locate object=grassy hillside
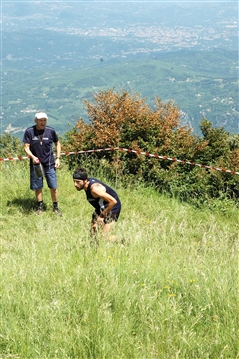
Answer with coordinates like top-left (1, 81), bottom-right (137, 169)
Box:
top-left (4, 49), bottom-right (238, 137)
top-left (1, 161), bottom-right (238, 359)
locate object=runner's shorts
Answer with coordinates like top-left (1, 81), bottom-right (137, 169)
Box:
top-left (92, 209), bottom-right (121, 224)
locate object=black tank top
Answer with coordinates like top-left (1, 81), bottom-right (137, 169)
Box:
top-left (85, 178), bottom-right (121, 214)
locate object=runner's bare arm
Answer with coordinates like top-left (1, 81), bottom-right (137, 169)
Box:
top-left (91, 183), bottom-right (117, 214)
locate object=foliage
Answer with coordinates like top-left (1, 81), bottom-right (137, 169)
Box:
top-left (63, 89), bottom-right (239, 207)
top-left (0, 133), bottom-right (24, 158)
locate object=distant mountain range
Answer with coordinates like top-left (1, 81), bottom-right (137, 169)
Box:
top-left (2, 1), bottom-right (238, 32)
top-left (2, 2), bottom-right (238, 137)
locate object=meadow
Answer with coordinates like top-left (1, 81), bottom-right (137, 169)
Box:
top-left (1, 160), bottom-right (238, 359)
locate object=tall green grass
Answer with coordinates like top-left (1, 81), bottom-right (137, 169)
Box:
top-left (1, 161), bottom-right (238, 359)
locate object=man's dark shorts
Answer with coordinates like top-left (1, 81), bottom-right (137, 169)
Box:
top-left (92, 210), bottom-right (121, 224)
top-left (30, 167), bottom-right (57, 190)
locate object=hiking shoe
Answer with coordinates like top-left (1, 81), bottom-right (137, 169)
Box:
top-left (53, 208), bottom-right (62, 216)
top-left (36, 206), bottom-right (44, 215)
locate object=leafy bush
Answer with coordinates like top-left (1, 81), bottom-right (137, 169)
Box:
top-left (62, 89), bottom-right (239, 207)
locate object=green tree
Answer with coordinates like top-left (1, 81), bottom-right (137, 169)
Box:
top-left (0, 133), bottom-right (24, 159)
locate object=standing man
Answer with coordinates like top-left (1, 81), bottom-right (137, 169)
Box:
top-left (23, 112), bottom-right (62, 215)
top-left (73, 167), bottom-right (121, 236)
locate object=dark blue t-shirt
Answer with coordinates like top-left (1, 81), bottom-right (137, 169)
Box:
top-left (23, 125), bottom-right (58, 168)
top-left (85, 178), bottom-right (121, 215)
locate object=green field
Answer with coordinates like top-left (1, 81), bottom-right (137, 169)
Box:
top-left (1, 160), bottom-right (238, 359)
top-left (3, 49), bottom-right (238, 137)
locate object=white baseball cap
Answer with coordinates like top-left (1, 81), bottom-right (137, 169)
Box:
top-left (35, 112), bottom-right (48, 120)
